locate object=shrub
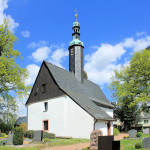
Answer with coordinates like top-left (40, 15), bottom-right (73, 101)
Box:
top-left (24, 130), bottom-right (34, 139)
top-left (20, 123), bottom-right (27, 133)
top-left (135, 142), bottom-right (143, 149)
top-left (137, 132), bottom-right (142, 137)
top-left (43, 132), bottom-right (55, 139)
top-left (0, 133), bottom-right (6, 137)
top-left (43, 138), bottom-right (51, 142)
top-left (13, 127), bottom-right (24, 145)
top-left (0, 140), bottom-right (7, 146)
top-left (113, 127), bottom-right (120, 136)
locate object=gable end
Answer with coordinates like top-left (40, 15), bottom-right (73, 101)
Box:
top-left (26, 62), bottom-right (65, 105)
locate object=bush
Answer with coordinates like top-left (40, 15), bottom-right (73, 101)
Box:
top-left (43, 132), bottom-right (55, 139)
top-left (43, 138), bottom-right (51, 142)
top-left (135, 142), bottom-right (143, 149)
top-left (0, 140), bottom-right (7, 146)
top-left (137, 132), bottom-right (142, 137)
top-left (24, 130), bottom-right (34, 139)
top-left (20, 123), bottom-right (27, 133)
top-left (0, 133), bottom-right (6, 137)
top-left (113, 127), bottom-right (120, 136)
top-left (13, 127), bottom-right (24, 145)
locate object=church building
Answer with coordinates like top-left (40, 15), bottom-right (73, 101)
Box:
top-left (25, 16), bottom-right (114, 139)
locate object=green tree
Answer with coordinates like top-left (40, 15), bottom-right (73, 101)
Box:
top-left (109, 48), bottom-right (150, 107)
top-left (0, 19), bottom-right (30, 124)
top-left (111, 98), bottom-right (141, 131)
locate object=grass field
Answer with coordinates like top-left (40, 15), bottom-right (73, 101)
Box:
top-left (0, 138), bottom-right (90, 150)
top-left (121, 134), bottom-right (150, 150)
top-left (47, 138), bottom-right (90, 147)
top-left (0, 134), bottom-right (149, 150)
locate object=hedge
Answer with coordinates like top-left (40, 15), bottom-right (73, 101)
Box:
top-left (13, 127), bottom-right (24, 145)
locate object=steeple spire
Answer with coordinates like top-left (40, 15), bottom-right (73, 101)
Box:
top-left (74, 9), bottom-right (78, 22)
top-left (68, 13), bottom-right (84, 83)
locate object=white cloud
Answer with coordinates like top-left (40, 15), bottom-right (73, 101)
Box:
top-left (17, 98), bottom-right (27, 116)
top-left (27, 41), bottom-right (47, 49)
top-left (21, 30), bottom-right (30, 37)
top-left (85, 43), bottom-right (125, 85)
top-left (49, 48), bottom-right (68, 68)
top-left (85, 34), bottom-right (150, 86)
top-left (25, 64), bottom-right (40, 85)
top-left (136, 32), bottom-right (147, 37)
top-left (122, 35), bottom-right (150, 51)
top-left (0, 0), bottom-right (19, 32)
top-left (32, 46), bottom-right (51, 62)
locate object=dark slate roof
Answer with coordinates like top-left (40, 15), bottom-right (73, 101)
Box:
top-left (15, 116), bottom-right (27, 125)
top-left (44, 61), bottom-right (114, 121)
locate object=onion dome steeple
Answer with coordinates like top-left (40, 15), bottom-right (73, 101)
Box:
top-left (69, 12), bottom-right (84, 48)
top-left (68, 11), bottom-right (84, 83)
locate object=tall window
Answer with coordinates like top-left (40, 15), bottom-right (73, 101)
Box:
top-left (43, 120), bottom-right (48, 131)
top-left (44, 102), bottom-right (48, 112)
top-left (71, 48), bottom-right (74, 55)
top-left (42, 84), bottom-right (46, 93)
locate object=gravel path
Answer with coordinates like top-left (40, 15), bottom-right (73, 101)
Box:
top-left (114, 133), bottom-right (129, 141)
top-left (42, 133), bottom-right (128, 150)
top-left (42, 142), bottom-right (90, 150)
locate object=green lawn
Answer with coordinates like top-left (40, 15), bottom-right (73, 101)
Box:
top-left (142, 134), bottom-right (150, 138)
top-left (47, 138), bottom-right (90, 147)
top-left (121, 134), bottom-right (150, 150)
top-left (0, 145), bottom-right (47, 150)
top-left (0, 138), bottom-right (90, 150)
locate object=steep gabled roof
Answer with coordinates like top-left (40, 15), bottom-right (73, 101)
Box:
top-left (44, 61), bottom-right (114, 120)
top-left (15, 116), bottom-right (27, 125)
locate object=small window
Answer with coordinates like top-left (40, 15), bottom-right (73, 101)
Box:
top-left (71, 48), bottom-right (74, 55)
top-left (42, 84), bottom-right (46, 93)
top-left (144, 120), bottom-right (149, 124)
top-left (43, 120), bottom-right (48, 131)
top-left (44, 102), bottom-right (48, 112)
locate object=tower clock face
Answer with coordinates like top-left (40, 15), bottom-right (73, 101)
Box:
top-left (71, 48), bottom-right (74, 55)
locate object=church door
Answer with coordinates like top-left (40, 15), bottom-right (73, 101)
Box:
top-left (107, 121), bottom-right (111, 136)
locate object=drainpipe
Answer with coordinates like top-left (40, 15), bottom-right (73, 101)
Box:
top-left (94, 119), bottom-right (98, 130)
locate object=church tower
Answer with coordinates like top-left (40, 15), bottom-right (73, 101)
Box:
top-left (69, 13), bottom-right (84, 82)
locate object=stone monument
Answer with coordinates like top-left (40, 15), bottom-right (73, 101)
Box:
top-left (6, 131), bottom-right (14, 145)
top-left (128, 129), bottom-right (137, 138)
top-left (90, 130), bottom-right (103, 150)
top-left (33, 130), bottom-right (43, 142)
top-left (143, 137), bottom-right (150, 149)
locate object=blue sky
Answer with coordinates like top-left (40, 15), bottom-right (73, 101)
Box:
top-left (1, 0), bottom-right (150, 116)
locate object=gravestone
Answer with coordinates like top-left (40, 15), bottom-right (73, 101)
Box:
top-left (6, 131), bottom-right (14, 145)
top-left (98, 136), bottom-right (114, 150)
top-left (143, 137), bottom-right (150, 149)
top-left (90, 130), bottom-right (103, 150)
top-left (112, 141), bottom-right (120, 150)
top-left (143, 128), bottom-right (150, 134)
top-left (128, 129), bottom-right (137, 138)
top-left (33, 130), bottom-right (43, 142)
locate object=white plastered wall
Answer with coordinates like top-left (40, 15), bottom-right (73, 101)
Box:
top-left (95, 120), bottom-right (113, 136)
top-left (27, 95), bottom-right (94, 139)
top-left (27, 95), bottom-right (113, 138)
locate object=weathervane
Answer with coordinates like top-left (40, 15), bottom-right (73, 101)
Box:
top-left (74, 9), bottom-right (78, 22)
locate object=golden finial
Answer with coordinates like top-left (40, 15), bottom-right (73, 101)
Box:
top-left (74, 9), bottom-right (78, 22)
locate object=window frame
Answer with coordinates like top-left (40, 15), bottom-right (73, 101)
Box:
top-left (71, 48), bottom-right (74, 55)
top-left (144, 120), bottom-right (149, 124)
top-left (44, 102), bottom-right (48, 112)
top-left (43, 119), bottom-right (49, 132)
top-left (42, 84), bottom-right (46, 93)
